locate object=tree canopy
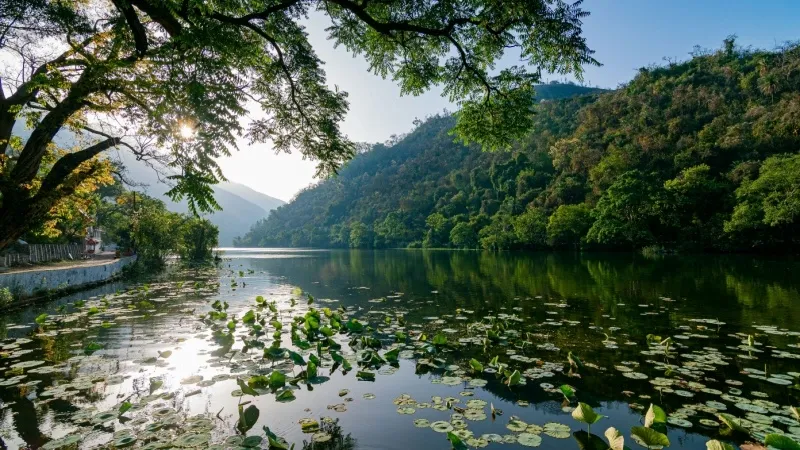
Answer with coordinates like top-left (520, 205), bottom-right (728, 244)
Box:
top-left (0, 0), bottom-right (597, 249)
top-left (235, 40), bottom-right (800, 252)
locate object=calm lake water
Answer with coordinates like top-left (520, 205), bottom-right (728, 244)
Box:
top-left (1, 249), bottom-right (799, 450)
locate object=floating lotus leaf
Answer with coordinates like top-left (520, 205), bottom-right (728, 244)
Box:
top-left (507, 419), bottom-right (528, 432)
top-left (516, 433), bottom-right (542, 447)
top-left (431, 421), bottom-right (454, 433)
top-left (396, 406), bottom-right (415, 414)
top-left (91, 412), bottom-right (116, 424)
top-left (173, 432), bottom-right (210, 447)
top-left (541, 423), bottom-right (570, 439)
top-left (466, 399), bottom-right (487, 409)
top-left (466, 437), bottom-right (489, 448)
top-left (453, 429), bottom-right (473, 440)
top-left (464, 409), bottom-right (487, 421)
top-left (666, 417), bottom-right (692, 427)
top-left (242, 436), bottom-right (264, 447)
top-left (41, 434), bottom-right (82, 450)
top-left (113, 436), bottom-right (137, 448)
top-left (299, 418), bottom-right (320, 433)
top-left (413, 419), bottom-right (430, 428)
top-left (180, 375), bottom-right (203, 385)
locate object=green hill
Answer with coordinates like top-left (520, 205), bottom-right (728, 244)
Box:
top-left (236, 40), bottom-right (800, 252)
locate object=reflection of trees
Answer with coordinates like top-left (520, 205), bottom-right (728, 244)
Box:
top-left (249, 250), bottom-right (800, 330)
top-left (302, 419), bottom-right (356, 450)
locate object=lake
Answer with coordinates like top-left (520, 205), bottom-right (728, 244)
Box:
top-left (1, 249), bottom-right (799, 450)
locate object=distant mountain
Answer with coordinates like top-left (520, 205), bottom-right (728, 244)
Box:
top-left (216, 182), bottom-right (285, 213)
top-left (118, 154), bottom-right (285, 246)
top-left (533, 81), bottom-right (606, 100)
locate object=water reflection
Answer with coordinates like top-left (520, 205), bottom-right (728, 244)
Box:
top-left (0, 250), bottom-right (798, 449)
top-left (235, 249), bottom-right (800, 329)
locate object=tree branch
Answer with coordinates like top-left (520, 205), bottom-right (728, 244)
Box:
top-left (239, 0), bottom-right (304, 21)
top-left (326, 0), bottom-right (477, 37)
top-left (111, 0), bottom-right (149, 55)
top-left (128, 0), bottom-right (183, 36)
top-left (37, 137), bottom-right (120, 195)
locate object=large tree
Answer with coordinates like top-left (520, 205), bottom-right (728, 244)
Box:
top-left (0, 0), bottom-right (596, 249)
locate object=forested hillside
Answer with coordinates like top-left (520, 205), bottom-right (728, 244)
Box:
top-left (236, 40), bottom-right (800, 252)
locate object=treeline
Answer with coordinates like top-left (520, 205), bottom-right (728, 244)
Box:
top-left (236, 40), bottom-right (800, 252)
top-left (98, 186), bottom-right (219, 267)
top-left (14, 173), bottom-right (219, 267)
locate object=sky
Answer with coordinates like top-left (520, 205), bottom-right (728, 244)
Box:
top-left (216, 0), bottom-right (800, 202)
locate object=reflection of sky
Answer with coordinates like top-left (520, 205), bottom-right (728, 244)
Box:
top-left (2, 251), bottom-right (800, 448)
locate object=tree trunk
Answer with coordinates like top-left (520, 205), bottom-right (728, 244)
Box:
top-left (0, 188), bottom-right (58, 251)
top-left (0, 203), bottom-right (34, 250)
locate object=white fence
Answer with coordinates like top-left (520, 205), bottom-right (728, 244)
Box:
top-left (1, 244), bottom-right (83, 267)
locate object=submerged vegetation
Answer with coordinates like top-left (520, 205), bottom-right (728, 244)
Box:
top-left (238, 40), bottom-right (800, 253)
top-left (0, 250), bottom-right (798, 449)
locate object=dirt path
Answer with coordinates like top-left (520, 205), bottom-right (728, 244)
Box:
top-left (0, 252), bottom-right (120, 274)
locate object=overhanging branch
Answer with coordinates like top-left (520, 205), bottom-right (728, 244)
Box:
top-left (37, 137), bottom-right (121, 195)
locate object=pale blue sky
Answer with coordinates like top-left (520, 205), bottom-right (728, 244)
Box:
top-left (217, 0), bottom-right (800, 201)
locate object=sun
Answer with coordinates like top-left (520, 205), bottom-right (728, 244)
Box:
top-left (179, 123), bottom-right (195, 139)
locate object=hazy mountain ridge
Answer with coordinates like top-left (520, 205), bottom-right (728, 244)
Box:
top-left (118, 155), bottom-right (285, 246)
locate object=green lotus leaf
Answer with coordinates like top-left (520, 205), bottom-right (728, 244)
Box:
top-left (605, 427), bottom-right (627, 450)
top-left (644, 404), bottom-right (667, 427)
top-left (237, 404), bottom-right (260, 434)
top-left (717, 413), bottom-right (748, 433)
top-left (469, 359), bottom-right (483, 372)
top-left (572, 402), bottom-right (604, 426)
top-left (237, 378), bottom-right (260, 396)
top-left (705, 440), bottom-right (735, 450)
top-left (764, 434), bottom-right (800, 450)
top-left (630, 426), bottom-right (670, 449)
top-left (118, 401), bottom-right (132, 417)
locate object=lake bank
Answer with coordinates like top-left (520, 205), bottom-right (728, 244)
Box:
top-left (0, 255), bottom-right (137, 309)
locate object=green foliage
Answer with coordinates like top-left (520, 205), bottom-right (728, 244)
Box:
top-left (99, 189), bottom-right (218, 267)
top-left (571, 402), bottom-right (604, 427)
top-left (764, 434), bottom-right (800, 450)
top-left (237, 39), bottom-right (800, 253)
top-left (725, 154), bottom-right (800, 244)
top-left (449, 222), bottom-right (478, 248)
top-left (644, 404), bottom-right (667, 427)
top-left (178, 217), bottom-right (219, 262)
top-left (479, 214), bottom-right (517, 250)
top-left (237, 404), bottom-right (260, 434)
top-left (348, 223), bottom-right (372, 249)
top-left (586, 171), bottom-right (665, 248)
top-left (514, 207), bottom-right (548, 248)
top-left (0, 287), bottom-right (14, 308)
top-left (705, 441), bottom-right (735, 450)
top-left (630, 426), bottom-right (670, 448)
top-left (547, 204), bottom-right (593, 247)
